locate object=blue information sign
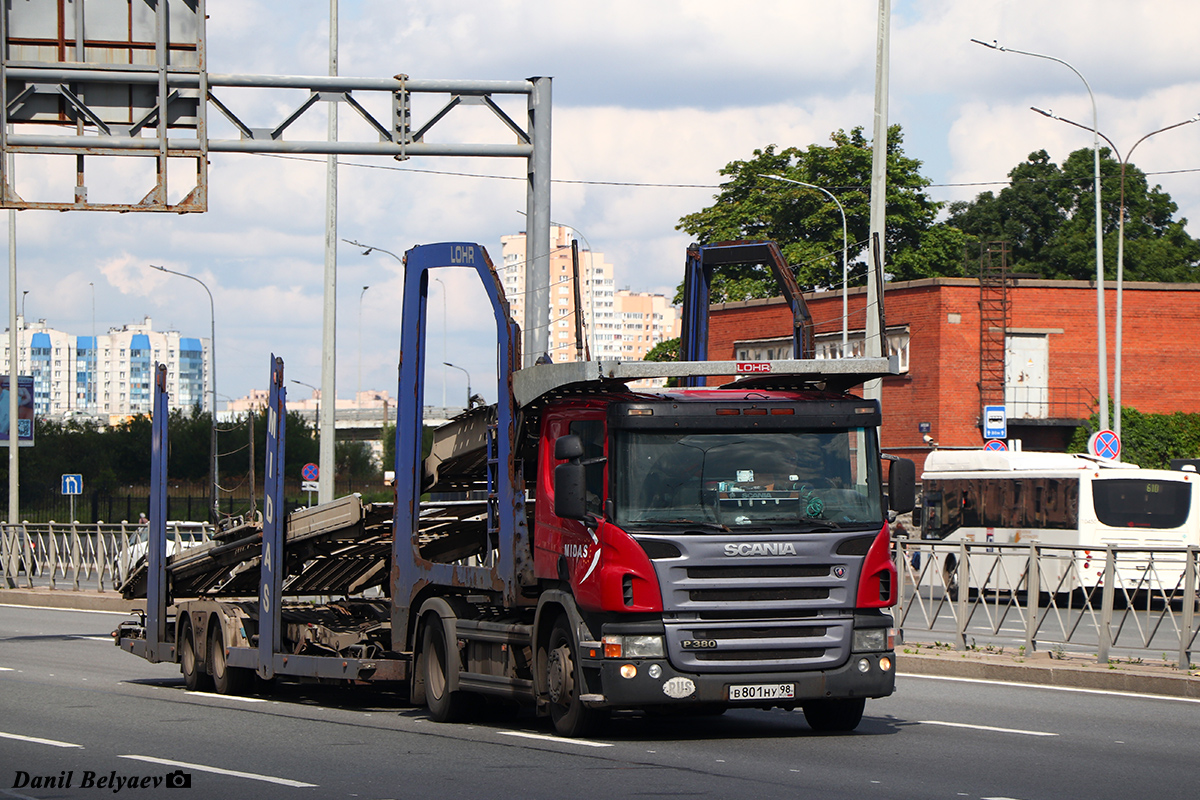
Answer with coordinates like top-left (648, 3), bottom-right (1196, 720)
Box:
top-left (61, 474), bottom-right (83, 495)
top-left (983, 405), bottom-right (1007, 440)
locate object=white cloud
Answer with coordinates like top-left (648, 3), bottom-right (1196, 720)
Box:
top-left (5, 0), bottom-right (1199, 405)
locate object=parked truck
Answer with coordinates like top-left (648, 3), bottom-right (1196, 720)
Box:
top-left (114, 240), bottom-right (915, 736)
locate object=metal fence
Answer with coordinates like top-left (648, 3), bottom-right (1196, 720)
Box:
top-left (1, 521), bottom-right (215, 592)
top-left (4, 523), bottom-right (1196, 669)
top-left (895, 539), bottom-right (1199, 669)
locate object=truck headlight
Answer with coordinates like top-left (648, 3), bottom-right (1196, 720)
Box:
top-left (852, 628), bottom-right (889, 652)
top-left (601, 634), bottom-right (665, 658)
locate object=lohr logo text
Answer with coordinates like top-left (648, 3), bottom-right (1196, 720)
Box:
top-left (13, 769), bottom-right (192, 792)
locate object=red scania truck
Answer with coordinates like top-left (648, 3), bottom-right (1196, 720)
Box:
top-left (115, 240), bottom-right (914, 737)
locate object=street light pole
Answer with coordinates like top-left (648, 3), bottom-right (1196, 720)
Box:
top-left (433, 277), bottom-right (447, 409)
top-left (444, 361), bottom-right (471, 409)
top-left (358, 284), bottom-right (369, 414)
top-left (291, 379), bottom-right (319, 429)
top-left (149, 264), bottom-right (219, 521)
top-left (1030, 108), bottom-right (1200, 440)
top-left (761, 174), bottom-right (849, 354)
top-left (973, 39), bottom-right (1108, 432)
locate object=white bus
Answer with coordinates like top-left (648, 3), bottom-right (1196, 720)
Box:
top-left (917, 450), bottom-right (1200, 596)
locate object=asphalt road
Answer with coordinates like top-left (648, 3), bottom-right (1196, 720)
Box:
top-left (1, 605), bottom-right (1196, 800)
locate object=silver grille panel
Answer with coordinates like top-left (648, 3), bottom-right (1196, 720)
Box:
top-left (639, 533), bottom-right (866, 673)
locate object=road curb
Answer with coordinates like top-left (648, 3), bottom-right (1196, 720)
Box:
top-left (898, 648), bottom-right (1200, 699)
top-left (0, 588), bottom-right (135, 613)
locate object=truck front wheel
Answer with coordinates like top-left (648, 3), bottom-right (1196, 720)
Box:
top-left (802, 697), bottom-right (866, 732)
top-left (545, 616), bottom-right (607, 738)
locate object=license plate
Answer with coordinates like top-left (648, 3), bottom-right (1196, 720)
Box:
top-left (728, 683), bottom-right (795, 701)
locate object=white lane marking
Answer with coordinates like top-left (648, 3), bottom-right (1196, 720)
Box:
top-left (903, 673), bottom-right (1200, 704)
top-left (921, 720), bottom-right (1058, 737)
top-left (498, 731), bottom-right (612, 748)
top-left (0, 603), bottom-right (132, 616)
top-left (118, 755), bottom-right (317, 788)
top-left (0, 731), bottom-right (83, 749)
top-left (79, 636), bottom-right (115, 642)
top-left (0, 667), bottom-right (14, 671)
top-left (183, 691), bottom-right (266, 703)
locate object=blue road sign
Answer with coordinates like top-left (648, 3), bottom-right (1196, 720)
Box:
top-left (983, 405), bottom-right (1007, 440)
top-left (61, 474), bottom-right (83, 495)
top-left (301, 462), bottom-right (319, 482)
top-left (1089, 430), bottom-right (1121, 460)
top-left (984, 439), bottom-right (1008, 451)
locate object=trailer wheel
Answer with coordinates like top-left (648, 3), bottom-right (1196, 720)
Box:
top-left (421, 618), bottom-right (469, 723)
top-left (545, 615), bottom-right (607, 738)
top-left (180, 620), bottom-right (211, 692)
top-left (209, 626), bottom-right (253, 696)
top-left (802, 698), bottom-right (865, 733)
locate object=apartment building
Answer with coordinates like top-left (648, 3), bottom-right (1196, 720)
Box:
top-left (1, 316), bottom-right (208, 420)
top-left (498, 227), bottom-right (679, 364)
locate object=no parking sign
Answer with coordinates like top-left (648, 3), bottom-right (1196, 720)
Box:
top-left (1088, 430), bottom-right (1121, 461)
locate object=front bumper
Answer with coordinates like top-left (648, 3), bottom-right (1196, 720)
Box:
top-left (580, 649), bottom-right (895, 709)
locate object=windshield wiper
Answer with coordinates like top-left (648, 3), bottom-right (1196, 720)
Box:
top-left (629, 518), bottom-right (731, 532)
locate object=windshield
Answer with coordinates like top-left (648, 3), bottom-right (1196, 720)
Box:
top-left (1093, 478), bottom-right (1192, 529)
top-left (613, 428), bottom-right (882, 531)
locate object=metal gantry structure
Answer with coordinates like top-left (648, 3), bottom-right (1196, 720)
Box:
top-left (1, 0), bottom-right (554, 519)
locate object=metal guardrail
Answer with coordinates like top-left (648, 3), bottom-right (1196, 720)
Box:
top-left (1, 522), bottom-right (214, 592)
top-left (4, 522), bottom-right (1195, 670)
top-left (894, 539), bottom-right (1199, 669)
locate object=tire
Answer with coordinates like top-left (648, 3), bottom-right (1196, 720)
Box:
top-left (180, 620), bottom-right (212, 692)
top-left (209, 625), bottom-right (253, 696)
top-left (421, 618), bottom-right (470, 723)
top-left (803, 698), bottom-right (866, 733)
top-left (545, 615), bottom-right (608, 738)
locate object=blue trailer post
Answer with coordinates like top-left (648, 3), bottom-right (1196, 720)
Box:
top-left (392, 242), bottom-right (531, 650)
top-left (258, 355), bottom-right (287, 679)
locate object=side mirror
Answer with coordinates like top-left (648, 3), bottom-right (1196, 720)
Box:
top-left (554, 462), bottom-right (588, 520)
top-left (555, 434), bottom-right (584, 461)
top-left (888, 458), bottom-right (916, 514)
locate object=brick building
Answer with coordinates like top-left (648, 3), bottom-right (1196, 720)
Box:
top-left (707, 278), bottom-right (1200, 474)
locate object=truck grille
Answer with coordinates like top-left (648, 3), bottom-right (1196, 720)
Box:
top-left (663, 616), bottom-right (850, 673)
top-left (645, 533), bottom-right (865, 673)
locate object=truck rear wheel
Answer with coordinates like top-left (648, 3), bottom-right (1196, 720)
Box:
top-left (209, 626), bottom-right (253, 696)
top-left (802, 698), bottom-right (865, 732)
top-left (180, 620), bottom-right (211, 692)
top-left (421, 618), bottom-right (470, 723)
top-left (545, 615), bottom-right (607, 738)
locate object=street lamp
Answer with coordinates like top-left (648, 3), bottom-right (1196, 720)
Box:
top-left (358, 284), bottom-right (369, 414)
top-left (973, 39), bottom-right (1109, 431)
top-left (1030, 108), bottom-right (1200, 440)
top-left (21, 290), bottom-right (28, 320)
top-left (150, 264), bottom-right (219, 521)
top-left (761, 174), bottom-right (849, 354)
top-left (444, 361), bottom-right (471, 409)
top-left (291, 379), bottom-right (319, 428)
top-left (433, 277), bottom-right (447, 409)
top-left (89, 281), bottom-right (96, 416)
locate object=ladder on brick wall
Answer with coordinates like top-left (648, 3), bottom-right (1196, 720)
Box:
top-left (978, 242), bottom-right (1010, 414)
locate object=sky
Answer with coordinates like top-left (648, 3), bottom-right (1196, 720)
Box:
top-left (7, 0), bottom-right (1200, 409)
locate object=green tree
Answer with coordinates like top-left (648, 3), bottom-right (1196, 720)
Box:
top-left (1069, 404), bottom-right (1200, 469)
top-left (676, 126), bottom-right (950, 300)
top-left (336, 441), bottom-right (377, 479)
top-left (948, 148), bottom-right (1200, 281)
